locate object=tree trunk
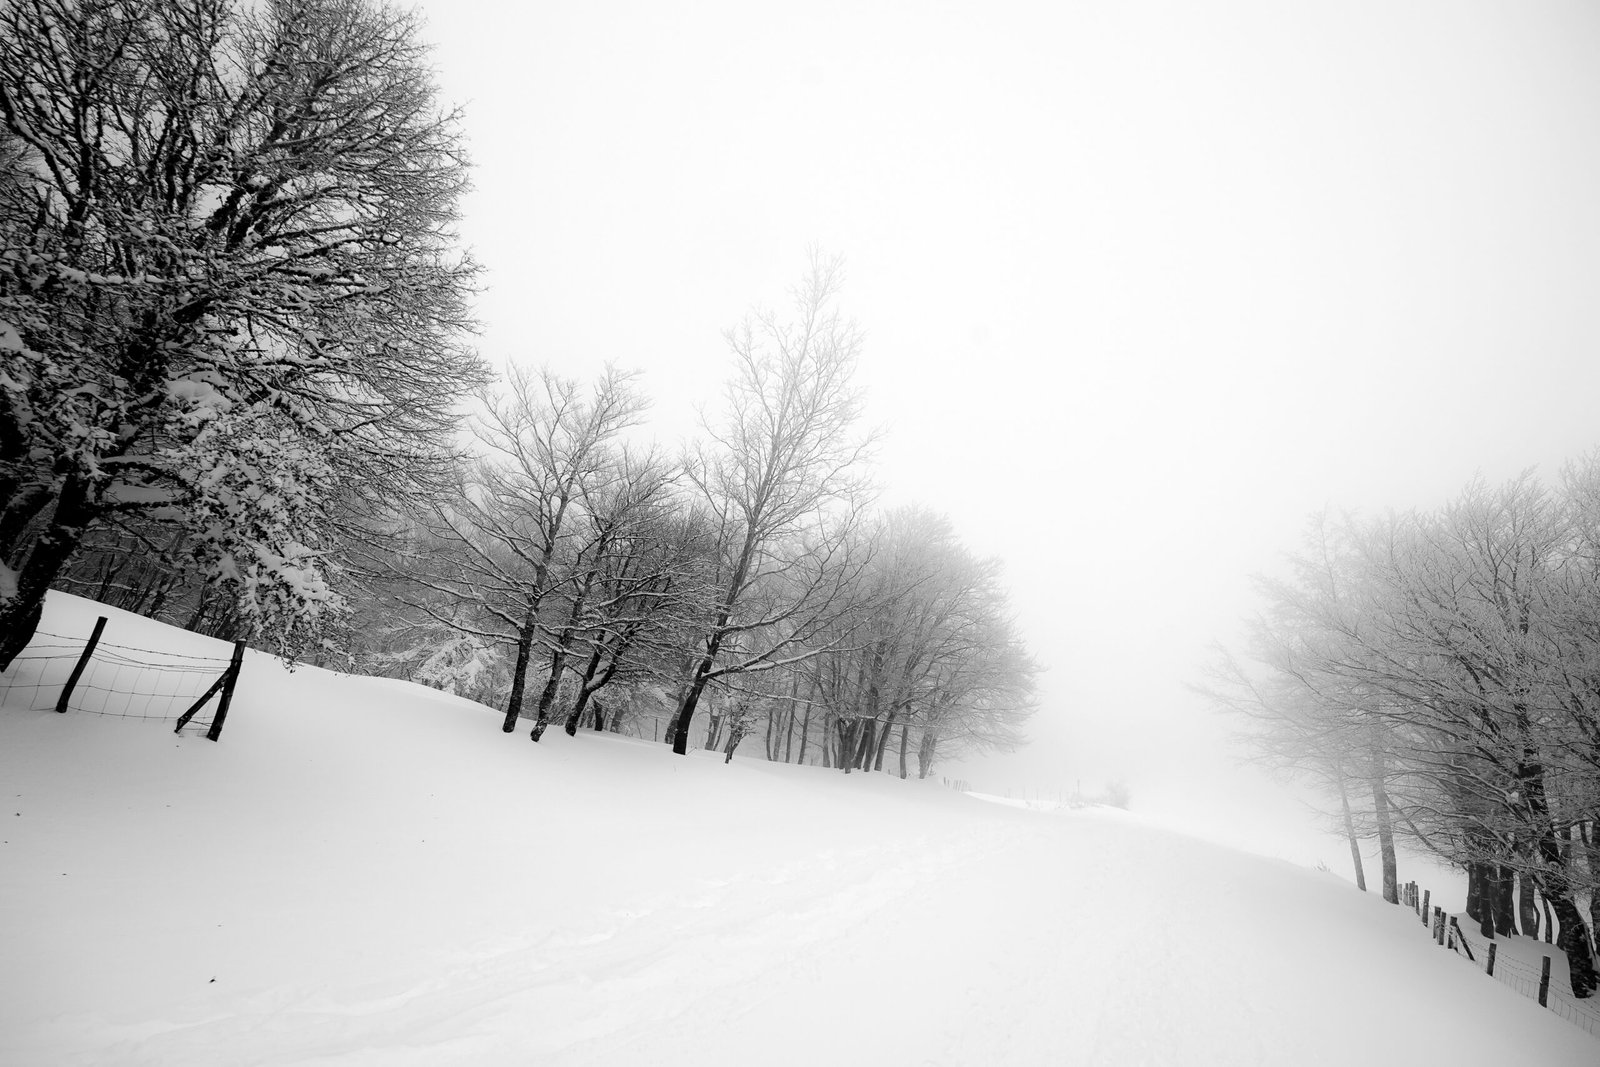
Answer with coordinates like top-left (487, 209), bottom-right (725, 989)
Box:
top-left (782, 672), bottom-right (800, 762)
top-left (723, 721), bottom-right (748, 764)
top-left (670, 665), bottom-right (713, 755)
top-left (1584, 822), bottom-right (1600, 944)
top-left (1369, 770), bottom-right (1399, 904)
top-left (897, 723), bottom-right (910, 779)
top-left (1522, 752), bottom-right (1597, 996)
top-left (854, 718), bottom-right (877, 771)
top-left (565, 648), bottom-right (605, 736)
top-left (1336, 776), bottom-right (1366, 892)
top-left (1518, 870), bottom-right (1541, 940)
top-left (529, 631), bottom-right (574, 742)
top-left (1468, 863), bottom-right (1497, 940)
top-left (1490, 865), bottom-right (1518, 936)
top-left (916, 727), bottom-right (939, 780)
top-left (0, 477), bottom-right (95, 671)
top-left (796, 697), bottom-right (813, 765)
top-left (1551, 895), bottom-right (1597, 997)
top-left (872, 710), bottom-right (896, 771)
top-left (501, 619), bottom-right (537, 732)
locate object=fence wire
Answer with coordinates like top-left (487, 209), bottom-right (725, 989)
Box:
top-left (0, 626), bottom-right (234, 730)
top-left (1445, 914), bottom-right (1600, 1040)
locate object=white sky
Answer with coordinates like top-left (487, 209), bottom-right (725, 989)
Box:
top-left (411, 0), bottom-right (1600, 864)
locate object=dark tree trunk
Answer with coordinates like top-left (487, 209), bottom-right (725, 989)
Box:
top-left (529, 634), bottom-right (573, 742)
top-left (897, 723), bottom-right (910, 779)
top-left (500, 619), bottom-right (537, 732)
top-left (1465, 860), bottom-right (1497, 939)
top-left (1336, 777), bottom-right (1366, 892)
top-left (854, 718), bottom-right (877, 771)
top-left (0, 476), bottom-right (96, 671)
top-left (872, 710), bottom-right (896, 771)
top-left (1518, 871), bottom-right (1541, 940)
top-left (1521, 752), bottom-right (1597, 996)
top-left (1552, 896), bottom-right (1597, 997)
top-left (1490, 865), bottom-right (1518, 936)
top-left (670, 665), bottom-right (712, 755)
top-left (565, 648), bottom-right (605, 736)
top-left (669, 528), bottom-right (756, 756)
top-left (0, 482), bottom-right (54, 565)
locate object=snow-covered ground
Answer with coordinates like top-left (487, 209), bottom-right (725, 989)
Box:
top-left (3, 593), bottom-right (1597, 1064)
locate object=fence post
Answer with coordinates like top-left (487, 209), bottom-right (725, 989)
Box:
top-left (1421, 890), bottom-right (1430, 926)
top-left (1538, 956), bottom-right (1551, 1007)
top-left (1451, 918), bottom-right (1475, 961)
top-left (1486, 942), bottom-right (1497, 977)
top-left (55, 616), bottom-right (107, 714)
top-left (205, 640), bottom-right (246, 742)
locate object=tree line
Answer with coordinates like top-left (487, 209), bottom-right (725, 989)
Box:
top-left (1205, 463), bottom-right (1600, 1000)
top-left (0, 0), bottom-right (1037, 781)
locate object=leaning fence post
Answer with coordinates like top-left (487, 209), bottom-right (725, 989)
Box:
top-left (205, 640), bottom-right (246, 742)
top-left (55, 616), bottom-right (106, 714)
top-left (1451, 918), bottom-right (1475, 961)
top-left (1538, 956), bottom-right (1551, 1007)
top-left (1486, 942), bottom-right (1497, 976)
top-left (1421, 889), bottom-right (1431, 926)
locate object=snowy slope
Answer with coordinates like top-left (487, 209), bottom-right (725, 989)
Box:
top-left (2, 593), bottom-right (1597, 1065)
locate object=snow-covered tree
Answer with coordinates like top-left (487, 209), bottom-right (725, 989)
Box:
top-left (0, 0), bottom-right (484, 663)
top-left (665, 252), bottom-right (877, 756)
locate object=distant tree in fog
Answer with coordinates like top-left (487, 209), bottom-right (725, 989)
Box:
top-left (1209, 466), bottom-right (1600, 999)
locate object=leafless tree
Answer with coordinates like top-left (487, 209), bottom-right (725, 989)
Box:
top-left (381, 366), bottom-right (648, 732)
top-left (664, 252), bottom-right (876, 755)
top-left (1214, 475), bottom-right (1600, 997)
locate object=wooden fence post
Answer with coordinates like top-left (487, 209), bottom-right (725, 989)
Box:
top-left (1486, 942), bottom-right (1497, 977)
top-left (55, 616), bottom-right (106, 714)
top-left (1538, 956), bottom-right (1551, 1007)
top-left (1451, 918), bottom-right (1475, 961)
top-left (1421, 889), bottom-right (1430, 926)
top-left (205, 640), bottom-right (246, 742)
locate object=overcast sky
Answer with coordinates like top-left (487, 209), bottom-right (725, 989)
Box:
top-left (411, 0), bottom-right (1600, 864)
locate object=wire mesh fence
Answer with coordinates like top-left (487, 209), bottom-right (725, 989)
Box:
top-left (1403, 880), bottom-right (1600, 1041)
top-left (0, 617), bottom-right (244, 739)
